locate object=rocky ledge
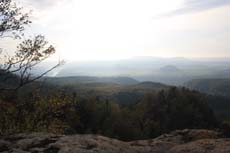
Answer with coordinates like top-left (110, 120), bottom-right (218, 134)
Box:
top-left (0, 129), bottom-right (229, 153)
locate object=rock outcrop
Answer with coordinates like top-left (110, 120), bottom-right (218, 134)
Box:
top-left (0, 129), bottom-right (229, 153)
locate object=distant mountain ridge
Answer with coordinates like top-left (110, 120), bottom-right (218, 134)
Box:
top-left (48, 57), bottom-right (230, 86)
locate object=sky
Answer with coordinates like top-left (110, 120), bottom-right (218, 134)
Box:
top-left (4, 0), bottom-right (230, 61)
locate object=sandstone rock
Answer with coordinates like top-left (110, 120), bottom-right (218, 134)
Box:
top-left (155, 129), bottom-right (221, 143)
top-left (169, 138), bottom-right (230, 153)
top-left (129, 140), bottom-right (176, 153)
top-left (0, 129), bottom-right (229, 153)
top-left (46, 135), bottom-right (135, 153)
top-left (0, 140), bottom-right (10, 152)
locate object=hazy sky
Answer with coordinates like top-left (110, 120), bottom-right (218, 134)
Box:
top-left (5, 0), bottom-right (230, 60)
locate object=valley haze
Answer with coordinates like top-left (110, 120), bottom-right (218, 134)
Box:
top-left (42, 57), bottom-right (230, 86)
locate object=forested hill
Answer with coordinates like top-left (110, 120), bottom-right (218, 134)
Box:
top-left (36, 77), bottom-right (170, 106)
top-left (185, 78), bottom-right (230, 97)
top-left (43, 76), bottom-right (139, 86)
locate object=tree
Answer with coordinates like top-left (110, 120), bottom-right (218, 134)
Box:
top-left (0, 0), bottom-right (62, 91)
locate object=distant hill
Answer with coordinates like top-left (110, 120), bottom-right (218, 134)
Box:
top-left (42, 76), bottom-right (169, 93)
top-left (185, 78), bottom-right (230, 97)
top-left (159, 65), bottom-right (181, 73)
top-left (43, 76), bottom-right (139, 86)
top-left (130, 81), bottom-right (168, 90)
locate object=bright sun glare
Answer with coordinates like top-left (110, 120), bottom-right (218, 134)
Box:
top-left (5, 0), bottom-right (230, 61)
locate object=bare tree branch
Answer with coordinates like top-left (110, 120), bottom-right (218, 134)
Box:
top-left (0, 0), bottom-right (63, 92)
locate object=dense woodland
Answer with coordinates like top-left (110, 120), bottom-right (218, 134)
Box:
top-left (1, 76), bottom-right (230, 140)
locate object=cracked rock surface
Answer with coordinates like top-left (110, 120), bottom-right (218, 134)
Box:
top-left (0, 129), bottom-right (229, 153)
